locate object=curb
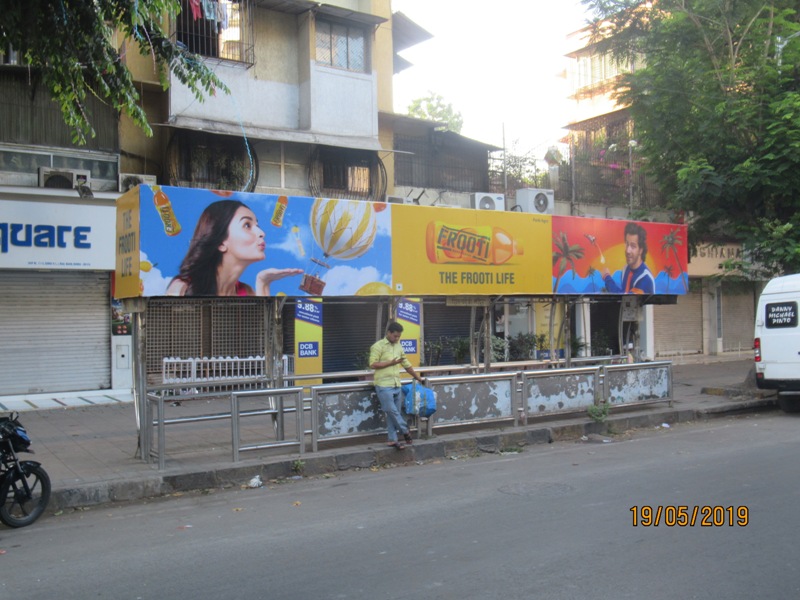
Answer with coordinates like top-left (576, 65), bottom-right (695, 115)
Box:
top-left (48, 395), bottom-right (777, 512)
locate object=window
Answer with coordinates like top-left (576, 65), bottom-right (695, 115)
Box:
top-left (308, 147), bottom-right (387, 201)
top-left (167, 130), bottom-right (257, 192)
top-left (315, 19), bottom-right (368, 73)
top-left (175, 0), bottom-right (253, 64)
top-left (258, 141), bottom-right (310, 191)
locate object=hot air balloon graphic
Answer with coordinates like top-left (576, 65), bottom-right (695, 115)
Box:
top-left (299, 198), bottom-right (378, 295)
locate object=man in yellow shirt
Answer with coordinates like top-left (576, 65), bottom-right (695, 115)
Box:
top-left (369, 322), bottom-right (425, 450)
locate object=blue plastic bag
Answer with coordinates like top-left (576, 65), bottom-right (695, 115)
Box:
top-left (401, 382), bottom-right (436, 418)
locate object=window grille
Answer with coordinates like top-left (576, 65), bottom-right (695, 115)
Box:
top-left (315, 19), bottom-right (368, 73)
top-left (166, 130), bottom-right (257, 192)
top-left (308, 147), bottom-right (387, 201)
top-left (175, 0), bottom-right (254, 65)
top-left (145, 298), bottom-right (265, 377)
top-left (394, 135), bottom-right (491, 193)
top-left (565, 115), bottom-right (667, 211)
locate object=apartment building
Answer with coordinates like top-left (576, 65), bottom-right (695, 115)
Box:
top-left (0, 1), bottom-right (504, 394)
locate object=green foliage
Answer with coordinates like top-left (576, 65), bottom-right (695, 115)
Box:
top-left (423, 338), bottom-right (444, 366)
top-left (490, 140), bottom-right (547, 193)
top-left (354, 349), bottom-right (371, 370)
top-left (590, 330), bottom-right (613, 356)
top-left (582, 0), bottom-right (800, 277)
top-left (534, 333), bottom-right (549, 351)
top-left (722, 217), bottom-right (800, 279)
top-left (587, 401), bottom-right (610, 423)
top-left (570, 336), bottom-right (587, 357)
top-left (508, 333), bottom-right (536, 361)
top-left (407, 92), bottom-right (464, 133)
top-left (0, 0), bottom-right (228, 144)
top-left (449, 337), bottom-right (471, 364)
top-left (488, 335), bottom-right (505, 362)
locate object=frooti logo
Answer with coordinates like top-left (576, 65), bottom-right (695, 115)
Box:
top-left (425, 221), bottom-right (523, 265)
top-left (0, 223), bottom-right (91, 253)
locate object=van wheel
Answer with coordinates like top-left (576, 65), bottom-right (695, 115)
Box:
top-left (777, 393), bottom-right (800, 413)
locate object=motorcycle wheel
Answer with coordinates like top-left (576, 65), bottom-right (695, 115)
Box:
top-left (0, 464), bottom-right (51, 528)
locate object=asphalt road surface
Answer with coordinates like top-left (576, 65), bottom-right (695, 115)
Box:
top-left (1, 410), bottom-right (798, 600)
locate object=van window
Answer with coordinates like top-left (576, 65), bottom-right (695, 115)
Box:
top-left (765, 302), bottom-right (798, 328)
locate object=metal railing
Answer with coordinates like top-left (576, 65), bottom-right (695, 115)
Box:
top-left (141, 359), bottom-right (673, 470)
top-left (231, 387), bottom-right (304, 462)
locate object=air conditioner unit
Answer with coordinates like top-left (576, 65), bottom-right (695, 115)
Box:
top-left (119, 173), bottom-right (157, 192)
top-left (516, 188), bottom-right (555, 215)
top-left (38, 167), bottom-right (91, 190)
top-left (470, 193), bottom-right (505, 211)
top-left (386, 195), bottom-right (415, 205)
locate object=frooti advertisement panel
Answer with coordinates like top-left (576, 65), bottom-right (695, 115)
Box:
top-left (390, 204), bottom-right (553, 295)
top-left (551, 216), bottom-right (689, 295)
top-left (129, 186), bottom-right (392, 298)
top-left (115, 186), bottom-right (687, 298)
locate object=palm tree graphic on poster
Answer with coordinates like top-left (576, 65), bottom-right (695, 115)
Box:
top-left (553, 231), bottom-right (585, 293)
top-left (661, 229), bottom-right (688, 292)
top-left (664, 263), bottom-right (674, 281)
top-left (586, 265), bottom-right (598, 293)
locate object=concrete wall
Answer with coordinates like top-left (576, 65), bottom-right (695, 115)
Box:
top-left (168, 7), bottom-right (380, 140)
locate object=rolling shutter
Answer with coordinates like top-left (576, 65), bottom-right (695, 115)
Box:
top-left (322, 301), bottom-right (380, 373)
top-left (422, 301), bottom-right (480, 365)
top-left (0, 270), bottom-right (111, 394)
top-left (721, 282), bottom-right (757, 353)
top-left (654, 286), bottom-right (703, 356)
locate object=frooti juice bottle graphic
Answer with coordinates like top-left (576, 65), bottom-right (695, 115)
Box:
top-left (426, 221), bottom-right (523, 265)
top-left (151, 185), bottom-right (181, 236)
top-left (271, 196), bottom-right (289, 227)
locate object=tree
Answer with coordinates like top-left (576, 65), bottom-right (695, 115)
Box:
top-left (581, 0), bottom-right (800, 277)
top-left (488, 139), bottom-right (547, 195)
top-left (407, 92), bottom-right (463, 133)
top-left (0, 0), bottom-right (228, 144)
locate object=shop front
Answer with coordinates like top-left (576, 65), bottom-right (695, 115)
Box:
top-left (0, 189), bottom-right (130, 395)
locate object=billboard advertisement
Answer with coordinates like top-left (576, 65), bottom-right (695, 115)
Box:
top-left (551, 216), bottom-right (689, 295)
top-left (115, 186), bottom-right (687, 298)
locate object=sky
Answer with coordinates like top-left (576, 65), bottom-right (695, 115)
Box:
top-left (391, 0), bottom-right (590, 157)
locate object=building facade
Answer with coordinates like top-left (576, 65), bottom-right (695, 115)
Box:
top-left (0, 1), bottom-right (508, 396)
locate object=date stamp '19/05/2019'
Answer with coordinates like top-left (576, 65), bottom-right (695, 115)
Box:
top-left (630, 505), bottom-right (749, 527)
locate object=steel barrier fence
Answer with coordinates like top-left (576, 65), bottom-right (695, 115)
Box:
top-left (231, 387), bottom-right (305, 462)
top-left (142, 360), bottom-right (673, 469)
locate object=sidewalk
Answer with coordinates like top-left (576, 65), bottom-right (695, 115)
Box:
top-left (3, 354), bottom-right (775, 513)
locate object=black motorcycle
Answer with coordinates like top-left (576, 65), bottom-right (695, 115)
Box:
top-left (0, 413), bottom-right (51, 527)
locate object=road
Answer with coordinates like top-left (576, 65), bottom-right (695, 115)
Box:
top-left (1, 410), bottom-right (798, 600)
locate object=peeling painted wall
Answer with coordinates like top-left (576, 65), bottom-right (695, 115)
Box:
top-left (605, 364), bottom-right (671, 405)
top-left (430, 377), bottom-right (513, 424)
top-left (310, 364), bottom-right (671, 443)
top-left (316, 388), bottom-right (383, 439)
top-left (525, 369), bottom-right (599, 415)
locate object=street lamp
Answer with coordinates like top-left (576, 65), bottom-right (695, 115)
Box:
top-left (628, 140), bottom-right (638, 213)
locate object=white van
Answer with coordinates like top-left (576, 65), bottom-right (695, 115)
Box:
top-left (754, 273), bottom-right (800, 412)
